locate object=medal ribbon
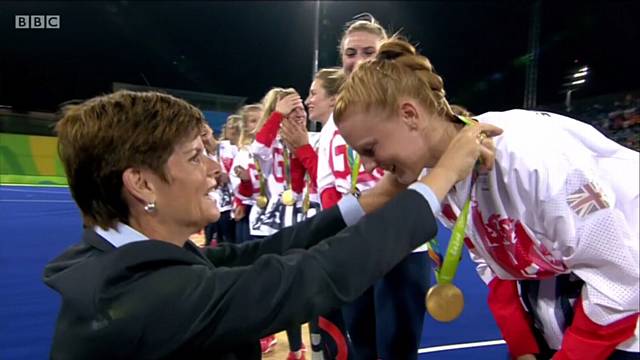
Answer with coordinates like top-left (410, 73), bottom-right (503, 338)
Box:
top-left (430, 114), bottom-right (478, 284)
top-left (302, 173), bottom-right (311, 214)
top-left (435, 194), bottom-right (472, 284)
top-left (281, 143), bottom-right (293, 191)
top-left (252, 156), bottom-right (268, 199)
top-left (347, 146), bottom-right (360, 194)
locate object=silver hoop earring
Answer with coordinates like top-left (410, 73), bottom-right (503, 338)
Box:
top-left (144, 201), bottom-right (157, 213)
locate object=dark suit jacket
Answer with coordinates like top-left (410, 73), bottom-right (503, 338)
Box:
top-left (43, 190), bottom-right (437, 359)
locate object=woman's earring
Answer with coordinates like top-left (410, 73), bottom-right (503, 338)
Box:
top-left (144, 201), bottom-right (157, 213)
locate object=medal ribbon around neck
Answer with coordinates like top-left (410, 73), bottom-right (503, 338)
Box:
top-left (302, 173), bottom-right (312, 214)
top-left (252, 156), bottom-right (268, 201)
top-left (425, 114), bottom-right (480, 322)
top-left (347, 146), bottom-right (361, 195)
top-left (280, 142), bottom-right (296, 206)
top-left (433, 181), bottom-right (474, 285)
top-left (431, 115), bottom-right (477, 283)
top-left (281, 144), bottom-right (293, 191)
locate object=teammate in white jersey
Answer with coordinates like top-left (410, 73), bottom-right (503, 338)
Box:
top-left (213, 115), bottom-right (240, 244)
top-left (249, 88), bottom-right (314, 237)
top-left (304, 67), bottom-right (355, 359)
top-left (316, 15), bottom-right (431, 360)
top-left (251, 87), bottom-right (313, 359)
top-left (229, 103), bottom-right (263, 244)
top-left (335, 37), bottom-right (639, 360)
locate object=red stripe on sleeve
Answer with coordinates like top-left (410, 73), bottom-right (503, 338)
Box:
top-left (255, 112), bottom-right (284, 147)
top-left (320, 187), bottom-right (342, 209)
top-left (487, 278), bottom-right (540, 357)
top-left (295, 144), bottom-right (318, 187)
top-left (553, 299), bottom-right (638, 360)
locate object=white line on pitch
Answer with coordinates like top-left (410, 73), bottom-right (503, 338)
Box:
top-left (418, 339), bottom-right (506, 354)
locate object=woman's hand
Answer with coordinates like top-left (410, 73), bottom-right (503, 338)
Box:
top-left (280, 117), bottom-right (309, 150)
top-left (275, 94), bottom-right (303, 116)
top-left (421, 123), bottom-right (503, 201)
top-left (234, 205), bottom-right (246, 221)
top-left (358, 172), bottom-right (407, 214)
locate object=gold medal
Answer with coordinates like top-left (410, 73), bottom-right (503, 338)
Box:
top-left (281, 189), bottom-right (296, 206)
top-left (426, 283), bottom-right (464, 322)
top-left (256, 195), bottom-right (268, 209)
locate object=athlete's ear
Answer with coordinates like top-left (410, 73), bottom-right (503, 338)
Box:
top-left (399, 100), bottom-right (420, 131)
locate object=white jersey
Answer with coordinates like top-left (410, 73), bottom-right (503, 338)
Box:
top-left (215, 140), bottom-right (238, 212)
top-left (439, 109), bottom-right (639, 351)
top-left (251, 137), bottom-right (291, 200)
top-left (317, 114), bottom-right (338, 200)
top-left (229, 147), bottom-right (262, 206)
top-left (249, 133), bottom-right (320, 236)
top-left (306, 131), bottom-right (321, 204)
top-left (316, 115), bottom-right (384, 198)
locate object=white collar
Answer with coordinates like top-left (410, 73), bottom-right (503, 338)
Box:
top-left (94, 222), bottom-right (149, 248)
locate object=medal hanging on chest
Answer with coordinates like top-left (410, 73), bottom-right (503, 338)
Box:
top-left (253, 156), bottom-right (269, 209)
top-left (347, 146), bottom-right (361, 196)
top-left (281, 145), bottom-right (296, 206)
top-left (426, 115), bottom-right (479, 322)
top-left (426, 176), bottom-right (475, 322)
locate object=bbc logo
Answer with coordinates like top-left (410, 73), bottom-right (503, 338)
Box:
top-left (15, 15), bottom-right (60, 29)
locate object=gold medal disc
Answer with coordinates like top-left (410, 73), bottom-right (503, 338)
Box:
top-left (281, 190), bottom-right (296, 206)
top-left (426, 283), bottom-right (464, 322)
top-left (256, 195), bottom-right (268, 209)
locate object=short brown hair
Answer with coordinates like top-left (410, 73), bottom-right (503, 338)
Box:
top-left (56, 90), bottom-right (205, 229)
top-left (335, 37), bottom-right (454, 124)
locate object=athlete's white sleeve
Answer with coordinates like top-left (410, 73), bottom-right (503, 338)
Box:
top-left (317, 116), bottom-right (338, 201)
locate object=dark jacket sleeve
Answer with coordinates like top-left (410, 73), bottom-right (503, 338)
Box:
top-left (202, 203), bottom-right (347, 267)
top-left (140, 190), bottom-right (438, 351)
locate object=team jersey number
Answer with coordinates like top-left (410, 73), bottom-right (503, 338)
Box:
top-left (332, 143), bottom-right (383, 182)
top-left (272, 147), bottom-right (286, 184)
top-left (247, 163), bottom-right (262, 193)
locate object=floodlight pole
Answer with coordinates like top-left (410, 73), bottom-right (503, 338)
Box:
top-left (312, 0), bottom-right (320, 78)
top-left (524, 0), bottom-right (541, 109)
top-left (310, 0), bottom-right (321, 131)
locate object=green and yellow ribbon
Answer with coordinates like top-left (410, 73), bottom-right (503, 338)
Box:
top-left (346, 145), bottom-right (360, 195)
